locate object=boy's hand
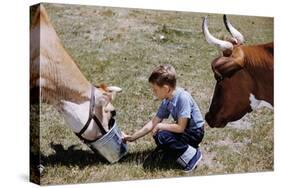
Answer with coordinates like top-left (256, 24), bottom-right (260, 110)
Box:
top-left (152, 123), bottom-right (162, 135)
top-left (121, 132), bottom-right (136, 143)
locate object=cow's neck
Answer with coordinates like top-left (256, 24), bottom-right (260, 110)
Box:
top-left (245, 63), bottom-right (273, 105)
top-left (242, 45), bottom-right (273, 105)
top-left (39, 62), bottom-right (92, 105)
top-left (36, 5), bottom-right (92, 105)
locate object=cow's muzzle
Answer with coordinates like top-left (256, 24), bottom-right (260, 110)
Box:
top-left (205, 112), bottom-right (227, 128)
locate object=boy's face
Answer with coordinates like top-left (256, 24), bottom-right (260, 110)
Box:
top-left (150, 83), bottom-right (171, 100)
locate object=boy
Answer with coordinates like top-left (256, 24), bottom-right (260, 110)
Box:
top-left (123, 64), bottom-right (204, 172)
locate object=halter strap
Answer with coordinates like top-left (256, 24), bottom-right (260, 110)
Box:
top-left (76, 86), bottom-right (107, 143)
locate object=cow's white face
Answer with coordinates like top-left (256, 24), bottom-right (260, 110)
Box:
top-left (59, 86), bottom-right (122, 140)
top-left (61, 100), bottom-right (92, 133)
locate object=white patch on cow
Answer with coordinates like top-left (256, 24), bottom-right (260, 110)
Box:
top-left (60, 100), bottom-right (90, 133)
top-left (249, 93), bottom-right (273, 110)
top-left (60, 98), bottom-right (105, 140)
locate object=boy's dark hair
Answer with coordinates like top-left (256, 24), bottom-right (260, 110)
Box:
top-left (148, 64), bottom-right (176, 88)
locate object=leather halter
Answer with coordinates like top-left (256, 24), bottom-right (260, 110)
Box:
top-left (75, 86), bottom-right (107, 143)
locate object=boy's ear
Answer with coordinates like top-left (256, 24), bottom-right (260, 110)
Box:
top-left (163, 85), bottom-right (171, 92)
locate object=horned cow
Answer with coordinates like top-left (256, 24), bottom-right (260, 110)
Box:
top-left (202, 15), bottom-right (273, 128)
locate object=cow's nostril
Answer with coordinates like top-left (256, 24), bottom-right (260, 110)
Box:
top-left (111, 110), bottom-right (116, 117)
top-left (205, 112), bottom-right (213, 127)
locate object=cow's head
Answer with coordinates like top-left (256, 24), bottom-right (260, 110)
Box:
top-left (59, 84), bottom-right (122, 139)
top-left (203, 15), bottom-right (254, 128)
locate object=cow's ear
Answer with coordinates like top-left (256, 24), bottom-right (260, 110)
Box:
top-left (107, 86), bottom-right (122, 93)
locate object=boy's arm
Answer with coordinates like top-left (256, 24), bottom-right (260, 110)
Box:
top-left (124, 116), bottom-right (162, 142)
top-left (152, 117), bottom-right (188, 134)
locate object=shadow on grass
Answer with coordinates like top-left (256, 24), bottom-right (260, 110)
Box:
top-left (37, 143), bottom-right (179, 172)
top-left (39, 142), bottom-right (107, 168)
top-left (121, 147), bottom-right (180, 171)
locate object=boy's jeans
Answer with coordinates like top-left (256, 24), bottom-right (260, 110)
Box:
top-left (153, 126), bottom-right (204, 160)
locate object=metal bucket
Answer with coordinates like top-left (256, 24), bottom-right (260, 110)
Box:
top-left (87, 120), bottom-right (128, 163)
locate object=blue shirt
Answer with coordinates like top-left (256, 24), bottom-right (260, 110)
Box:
top-left (156, 87), bottom-right (204, 130)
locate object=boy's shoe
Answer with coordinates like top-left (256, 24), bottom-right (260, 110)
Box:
top-left (183, 149), bottom-right (202, 172)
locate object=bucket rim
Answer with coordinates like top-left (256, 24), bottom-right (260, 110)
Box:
top-left (90, 121), bottom-right (120, 144)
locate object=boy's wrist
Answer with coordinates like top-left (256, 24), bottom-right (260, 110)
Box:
top-left (131, 134), bottom-right (139, 141)
top-left (157, 123), bottom-right (165, 130)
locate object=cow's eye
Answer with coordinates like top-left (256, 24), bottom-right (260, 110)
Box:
top-left (214, 74), bottom-right (224, 82)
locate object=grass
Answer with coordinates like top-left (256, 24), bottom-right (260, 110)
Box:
top-left (31, 3), bottom-right (274, 185)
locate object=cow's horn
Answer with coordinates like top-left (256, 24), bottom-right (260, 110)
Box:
top-left (223, 15), bottom-right (245, 44)
top-left (202, 16), bottom-right (233, 51)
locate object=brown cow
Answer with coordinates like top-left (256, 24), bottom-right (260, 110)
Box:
top-left (202, 15), bottom-right (273, 128)
top-left (30, 4), bottom-right (122, 140)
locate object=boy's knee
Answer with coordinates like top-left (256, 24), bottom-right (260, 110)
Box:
top-left (153, 131), bottom-right (173, 146)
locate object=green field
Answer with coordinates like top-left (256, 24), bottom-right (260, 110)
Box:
top-left (32, 3), bottom-right (274, 185)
